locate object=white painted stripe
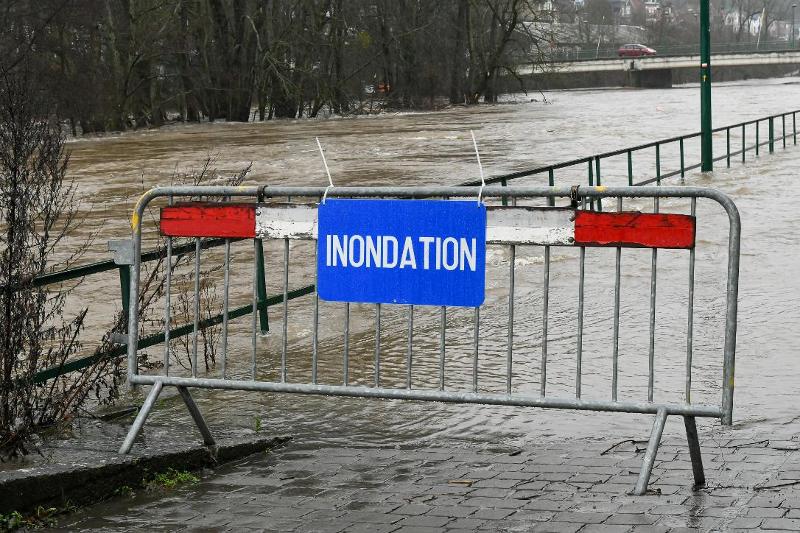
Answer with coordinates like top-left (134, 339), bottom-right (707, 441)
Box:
top-left (255, 204), bottom-right (576, 245)
top-left (255, 204), bottom-right (318, 239)
top-left (486, 206), bottom-right (575, 245)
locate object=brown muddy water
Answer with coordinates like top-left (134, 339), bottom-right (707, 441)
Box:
top-left (58, 78), bottom-right (800, 449)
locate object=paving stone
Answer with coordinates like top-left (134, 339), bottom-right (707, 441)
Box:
top-left (444, 517), bottom-right (486, 529)
top-left (745, 506), bottom-right (787, 518)
top-left (395, 515), bottom-right (451, 528)
top-left (579, 525), bottom-right (632, 533)
top-left (470, 507), bottom-right (516, 520)
top-left (761, 518), bottom-right (800, 530)
top-left (604, 513), bottom-right (659, 525)
top-left (551, 511), bottom-right (611, 523)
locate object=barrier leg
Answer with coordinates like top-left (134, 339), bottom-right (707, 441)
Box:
top-left (633, 407), bottom-right (667, 495)
top-left (119, 381), bottom-right (164, 454)
top-left (177, 386), bottom-right (216, 446)
top-left (684, 415), bottom-right (705, 488)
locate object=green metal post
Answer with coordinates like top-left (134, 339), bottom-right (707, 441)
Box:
top-left (794, 112), bottom-right (797, 144)
top-left (700, 0), bottom-right (713, 172)
top-left (756, 121), bottom-right (760, 156)
top-left (726, 128), bottom-right (731, 167)
top-left (501, 178), bottom-right (508, 206)
top-left (548, 169), bottom-right (555, 207)
top-left (768, 117), bottom-right (774, 153)
top-left (255, 238), bottom-right (269, 333)
top-left (742, 124), bottom-right (746, 162)
top-left (118, 266), bottom-right (131, 316)
top-left (783, 115), bottom-right (787, 148)
top-left (679, 138), bottom-right (685, 180)
top-left (655, 143), bottom-right (661, 184)
top-left (627, 151), bottom-right (633, 186)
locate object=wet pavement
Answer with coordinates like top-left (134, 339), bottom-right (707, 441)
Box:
top-left (55, 421), bottom-right (800, 532)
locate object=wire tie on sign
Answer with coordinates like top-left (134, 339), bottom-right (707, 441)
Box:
top-left (316, 136), bottom-right (334, 204)
top-left (570, 185), bottom-right (581, 208)
top-left (471, 130), bottom-right (486, 205)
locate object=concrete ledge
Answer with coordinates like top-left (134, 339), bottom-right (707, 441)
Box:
top-left (0, 435), bottom-right (291, 514)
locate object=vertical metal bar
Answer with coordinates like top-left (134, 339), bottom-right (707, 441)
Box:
top-left (119, 266), bottom-right (131, 322)
top-left (221, 239), bottom-right (230, 379)
top-left (344, 302), bottom-right (350, 386)
top-left (726, 128), bottom-right (731, 168)
top-left (541, 246), bottom-right (550, 397)
top-left (612, 197), bottom-right (622, 402)
top-left (648, 197), bottom-right (659, 402)
top-left (587, 159), bottom-right (594, 210)
top-left (255, 239), bottom-right (269, 333)
top-left (684, 415), bottom-right (706, 487)
top-left (192, 238), bottom-right (200, 377)
top-left (769, 117), bottom-right (774, 153)
top-left (251, 240), bottom-right (258, 380)
top-left (164, 196), bottom-right (173, 376)
top-left (783, 115), bottom-right (787, 148)
top-left (440, 306), bottom-right (446, 391)
top-left (473, 307), bottom-right (480, 393)
top-left (594, 157), bottom-right (602, 211)
top-left (756, 120), bottom-right (760, 156)
top-left (627, 151), bottom-right (633, 186)
top-left (374, 304), bottom-right (381, 387)
top-left (312, 245), bottom-right (319, 385)
top-left (548, 169), bottom-right (555, 206)
top-left (655, 143), bottom-right (661, 184)
top-left (407, 305), bottom-right (413, 389)
top-left (686, 198), bottom-right (696, 403)
top-left (794, 112), bottom-right (797, 145)
top-left (679, 138), bottom-right (685, 180)
top-left (576, 198), bottom-right (586, 399)
top-left (281, 238), bottom-right (289, 383)
top-left (508, 245), bottom-right (516, 395)
top-left (501, 177), bottom-right (508, 207)
top-left (742, 124), bottom-right (746, 162)
top-left (633, 408), bottom-right (667, 495)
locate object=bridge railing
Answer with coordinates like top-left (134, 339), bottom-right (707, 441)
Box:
top-left (29, 108), bottom-right (798, 385)
top-left (548, 40), bottom-right (796, 62)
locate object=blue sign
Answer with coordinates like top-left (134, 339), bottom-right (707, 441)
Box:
top-left (317, 199), bottom-right (486, 307)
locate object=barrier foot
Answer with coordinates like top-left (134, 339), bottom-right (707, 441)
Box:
top-left (684, 415), bottom-right (705, 488)
top-left (119, 381), bottom-right (164, 454)
top-left (633, 407), bottom-right (667, 495)
top-left (177, 386), bottom-right (216, 446)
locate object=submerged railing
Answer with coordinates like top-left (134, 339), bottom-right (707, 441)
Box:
top-left (30, 108), bottom-right (798, 383)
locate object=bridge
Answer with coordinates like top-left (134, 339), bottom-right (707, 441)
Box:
top-left (520, 48), bottom-right (800, 88)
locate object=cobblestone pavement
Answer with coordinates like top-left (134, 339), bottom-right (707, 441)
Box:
top-left (53, 422), bottom-right (800, 532)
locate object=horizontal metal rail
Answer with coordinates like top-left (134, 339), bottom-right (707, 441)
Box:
top-left (130, 374), bottom-right (723, 418)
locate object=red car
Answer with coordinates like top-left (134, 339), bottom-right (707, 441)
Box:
top-left (617, 44), bottom-right (657, 57)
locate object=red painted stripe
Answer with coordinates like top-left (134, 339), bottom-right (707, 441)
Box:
top-left (574, 211), bottom-right (695, 249)
top-left (160, 204), bottom-right (256, 238)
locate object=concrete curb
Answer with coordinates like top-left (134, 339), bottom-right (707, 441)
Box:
top-left (0, 435), bottom-right (291, 514)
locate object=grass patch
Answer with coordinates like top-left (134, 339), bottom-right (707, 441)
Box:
top-left (147, 468), bottom-right (200, 491)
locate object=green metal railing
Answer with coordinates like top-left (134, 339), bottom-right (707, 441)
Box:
top-left (31, 236), bottom-right (283, 384)
top-left (31, 108), bottom-right (799, 383)
top-left (465, 109), bottom-right (799, 191)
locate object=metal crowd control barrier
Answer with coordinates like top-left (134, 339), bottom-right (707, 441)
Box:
top-left (119, 185), bottom-right (740, 496)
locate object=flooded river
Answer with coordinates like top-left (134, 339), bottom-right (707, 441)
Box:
top-left (64, 77), bottom-right (800, 449)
